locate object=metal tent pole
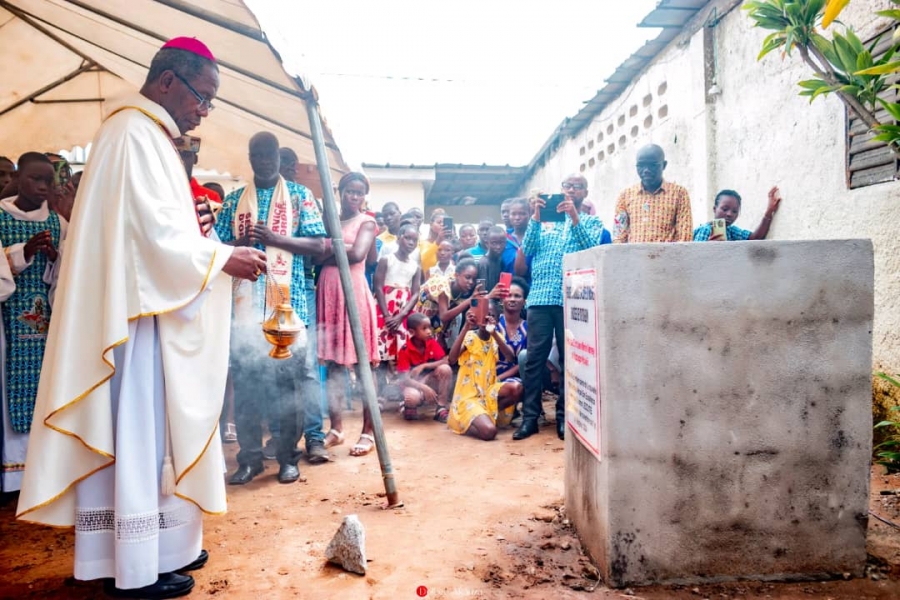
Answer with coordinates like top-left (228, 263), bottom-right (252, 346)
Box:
top-left (303, 89), bottom-right (402, 509)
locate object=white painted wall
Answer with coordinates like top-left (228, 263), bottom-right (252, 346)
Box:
top-left (366, 180), bottom-right (427, 215)
top-left (524, 0), bottom-right (900, 372)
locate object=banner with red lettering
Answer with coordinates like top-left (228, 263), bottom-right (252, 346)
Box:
top-left (233, 177), bottom-right (294, 315)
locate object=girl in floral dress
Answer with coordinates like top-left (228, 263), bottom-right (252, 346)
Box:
top-left (447, 311), bottom-right (524, 441)
top-left (374, 222), bottom-right (421, 369)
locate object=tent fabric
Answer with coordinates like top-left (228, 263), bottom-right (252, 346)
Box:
top-left (0, 0), bottom-right (348, 180)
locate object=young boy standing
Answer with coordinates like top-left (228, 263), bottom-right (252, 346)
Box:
top-left (0, 152), bottom-right (64, 493)
top-left (396, 313), bottom-right (453, 422)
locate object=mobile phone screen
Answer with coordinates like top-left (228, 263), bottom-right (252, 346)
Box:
top-left (539, 194), bottom-right (566, 222)
top-left (443, 217), bottom-right (454, 232)
top-left (499, 272), bottom-right (512, 288)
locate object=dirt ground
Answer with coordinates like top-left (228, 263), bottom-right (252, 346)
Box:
top-left (2, 396), bottom-right (900, 600)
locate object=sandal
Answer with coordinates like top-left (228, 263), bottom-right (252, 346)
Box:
top-left (323, 429), bottom-right (345, 449)
top-left (433, 406), bottom-right (449, 424)
top-left (223, 422), bottom-right (237, 443)
top-left (349, 433), bottom-right (375, 457)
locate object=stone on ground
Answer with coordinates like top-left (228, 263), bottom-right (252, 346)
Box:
top-left (325, 514), bottom-right (367, 575)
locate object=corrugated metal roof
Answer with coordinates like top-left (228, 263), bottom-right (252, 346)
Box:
top-left (639, 0), bottom-right (712, 28)
top-left (428, 164), bottom-right (527, 206)
top-left (524, 0), bottom-right (712, 178)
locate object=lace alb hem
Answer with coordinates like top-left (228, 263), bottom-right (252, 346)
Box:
top-left (75, 503), bottom-right (199, 544)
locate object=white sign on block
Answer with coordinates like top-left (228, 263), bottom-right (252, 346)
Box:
top-left (563, 268), bottom-right (601, 460)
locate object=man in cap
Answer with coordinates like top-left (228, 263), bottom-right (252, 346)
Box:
top-left (16, 37), bottom-right (266, 599)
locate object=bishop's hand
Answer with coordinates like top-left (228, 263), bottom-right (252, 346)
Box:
top-left (223, 247), bottom-right (267, 281)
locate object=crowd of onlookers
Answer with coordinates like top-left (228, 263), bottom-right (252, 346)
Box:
top-left (0, 137), bottom-right (784, 491)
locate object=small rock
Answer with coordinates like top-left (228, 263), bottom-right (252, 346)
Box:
top-left (496, 535), bottom-right (506, 541)
top-left (540, 541), bottom-right (556, 550)
top-left (325, 515), bottom-right (367, 575)
top-left (871, 573), bottom-right (880, 581)
top-left (561, 541), bottom-right (572, 551)
top-left (692, 588), bottom-right (701, 595)
top-left (842, 572), bottom-right (851, 580)
top-left (623, 589), bottom-right (635, 596)
top-left (466, 563), bottom-right (475, 571)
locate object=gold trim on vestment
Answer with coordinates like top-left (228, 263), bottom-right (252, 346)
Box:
top-left (127, 249), bottom-right (218, 321)
top-left (176, 423), bottom-right (217, 485)
top-left (16, 249), bottom-right (221, 521)
top-left (175, 492), bottom-right (227, 516)
top-left (16, 462), bottom-right (114, 521)
top-left (105, 106), bottom-right (176, 138)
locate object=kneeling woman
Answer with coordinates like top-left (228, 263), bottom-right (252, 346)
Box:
top-left (447, 309), bottom-right (524, 441)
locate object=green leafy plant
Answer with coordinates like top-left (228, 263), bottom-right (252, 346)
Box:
top-left (875, 372), bottom-right (900, 471)
top-left (744, 0), bottom-right (900, 154)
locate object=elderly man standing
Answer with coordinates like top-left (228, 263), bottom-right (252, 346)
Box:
top-left (514, 175), bottom-right (611, 441)
top-left (216, 132), bottom-right (327, 486)
top-left (613, 144), bottom-right (693, 243)
top-left (16, 38), bottom-right (266, 599)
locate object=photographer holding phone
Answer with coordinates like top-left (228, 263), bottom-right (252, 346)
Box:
top-left (693, 187), bottom-right (782, 242)
top-left (514, 174), bottom-right (611, 441)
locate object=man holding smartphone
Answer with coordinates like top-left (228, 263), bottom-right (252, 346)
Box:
top-left (514, 175), bottom-right (611, 441)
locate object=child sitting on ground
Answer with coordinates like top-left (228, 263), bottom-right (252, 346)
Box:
top-left (447, 310), bottom-right (524, 441)
top-left (427, 240), bottom-right (456, 281)
top-left (396, 312), bottom-right (453, 422)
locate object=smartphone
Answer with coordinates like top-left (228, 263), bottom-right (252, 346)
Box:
top-left (711, 218), bottom-right (727, 239)
top-left (46, 154), bottom-right (71, 188)
top-left (539, 193), bottom-right (566, 222)
top-left (443, 216), bottom-right (454, 233)
top-left (470, 297), bottom-right (488, 326)
top-left (498, 272), bottom-right (512, 289)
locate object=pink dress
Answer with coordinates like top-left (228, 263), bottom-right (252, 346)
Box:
top-left (317, 213), bottom-right (379, 366)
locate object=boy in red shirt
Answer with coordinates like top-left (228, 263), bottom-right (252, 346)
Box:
top-left (397, 313), bottom-right (453, 422)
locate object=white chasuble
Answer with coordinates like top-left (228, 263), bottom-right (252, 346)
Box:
top-left (15, 93), bottom-right (234, 586)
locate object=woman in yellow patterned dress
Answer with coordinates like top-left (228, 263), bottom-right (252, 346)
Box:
top-left (447, 309), bottom-right (524, 440)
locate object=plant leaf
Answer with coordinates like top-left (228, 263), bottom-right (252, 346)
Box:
top-left (856, 60), bottom-right (900, 75)
top-left (823, 0), bottom-right (851, 28)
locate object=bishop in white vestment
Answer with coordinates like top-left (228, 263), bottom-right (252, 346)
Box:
top-left (15, 38), bottom-right (266, 599)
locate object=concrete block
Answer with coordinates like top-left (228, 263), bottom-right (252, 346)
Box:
top-left (563, 240), bottom-right (873, 587)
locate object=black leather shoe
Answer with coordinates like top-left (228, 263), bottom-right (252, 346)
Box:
top-left (177, 549), bottom-right (208, 572)
top-left (103, 572), bottom-right (194, 599)
top-left (512, 420), bottom-right (539, 440)
top-left (305, 440), bottom-right (329, 465)
top-left (228, 463), bottom-right (263, 485)
top-left (557, 421), bottom-right (565, 440)
top-left (278, 463), bottom-right (301, 484)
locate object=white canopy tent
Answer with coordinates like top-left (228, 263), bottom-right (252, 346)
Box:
top-left (0, 0), bottom-right (348, 181)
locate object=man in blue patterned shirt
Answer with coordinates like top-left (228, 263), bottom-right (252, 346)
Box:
top-left (514, 174), bottom-right (611, 441)
top-left (215, 132), bottom-right (326, 485)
